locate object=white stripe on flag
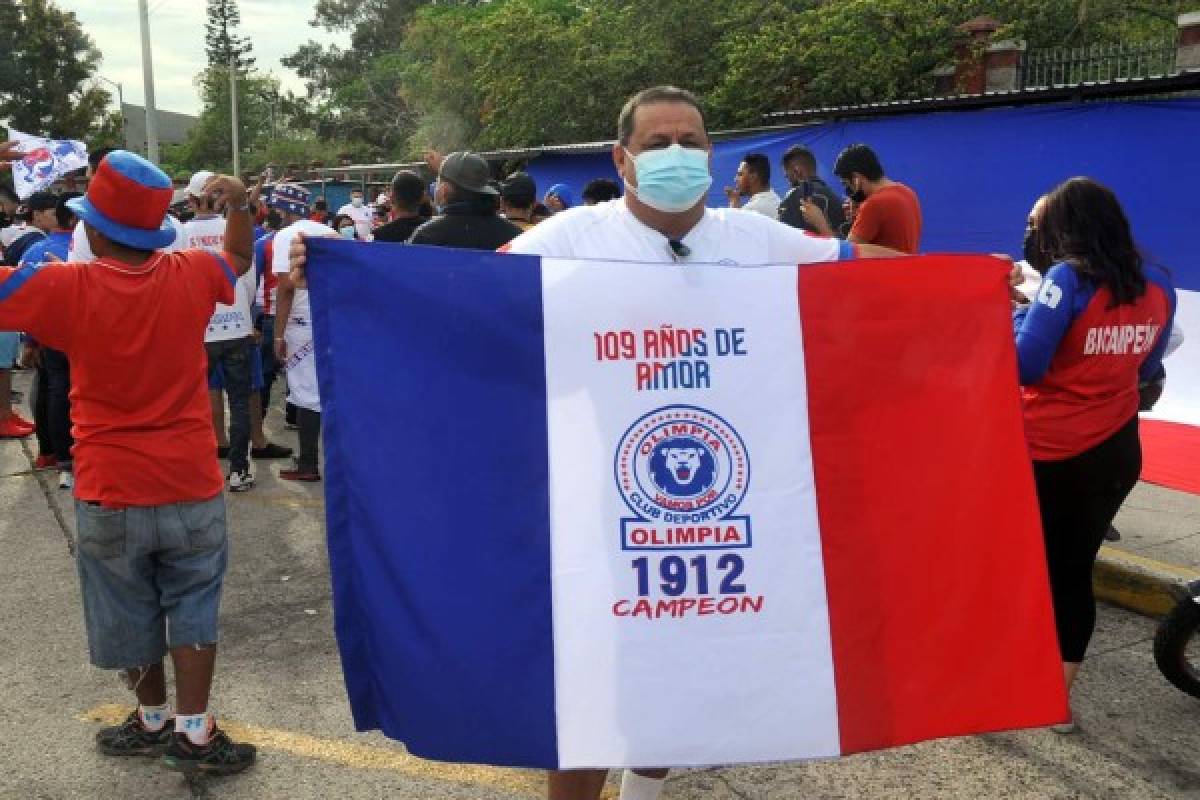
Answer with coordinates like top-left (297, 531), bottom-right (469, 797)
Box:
top-left (542, 259), bottom-right (840, 768)
top-left (1147, 288), bottom-right (1200, 427)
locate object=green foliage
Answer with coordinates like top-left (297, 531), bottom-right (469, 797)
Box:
top-left (268, 0), bottom-right (1188, 158)
top-left (174, 68), bottom-right (281, 173)
top-left (0, 0), bottom-right (117, 143)
top-left (206, 0), bottom-right (256, 70)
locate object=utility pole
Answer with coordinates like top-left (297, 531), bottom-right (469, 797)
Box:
top-left (137, 0), bottom-right (160, 162)
top-left (229, 54), bottom-right (240, 176)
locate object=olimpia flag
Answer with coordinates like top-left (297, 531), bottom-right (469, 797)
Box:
top-left (7, 129), bottom-right (87, 199)
top-left (306, 240), bottom-right (1068, 770)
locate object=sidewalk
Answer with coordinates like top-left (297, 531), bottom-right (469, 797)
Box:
top-left (1100, 481), bottom-right (1200, 616)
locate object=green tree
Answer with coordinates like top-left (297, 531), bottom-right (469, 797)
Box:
top-left (176, 69), bottom-right (281, 173)
top-left (0, 0), bottom-right (117, 141)
top-left (281, 0), bottom-right (1189, 156)
top-left (205, 0), bottom-right (255, 70)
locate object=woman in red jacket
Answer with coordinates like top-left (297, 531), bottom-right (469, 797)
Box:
top-left (1015, 178), bottom-right (1176, 726)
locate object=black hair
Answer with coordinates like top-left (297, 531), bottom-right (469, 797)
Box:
top-left (89, 147), bottom-right (117, 172)
top-left (742, 153), bottom-right (770, 186)
top-left (391, 170), bottom-right (425, 208)
top-left (582, 178), bottom-right (620, 204)
top-left (26, 191), bottom-right (58, 212)
top-left (833, 144), bottom-right (884, 182)
top-left (1036, 177), bottom-right (1146, 306)
top-left (314, 199), bottom-right (327, 211)
top-left (265, 210), bottom-right (283, 231)
top-left (0, 186), bottom-right (16, 204)
top-left (55, 192), bottom-right (82, 229)
top-left (782, 145), bottom-right (816, 173)
top-left (617, 86), bottom-right (706, 146)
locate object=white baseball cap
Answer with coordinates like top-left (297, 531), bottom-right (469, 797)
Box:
top-left (186, 170), bottom-right (215, 198)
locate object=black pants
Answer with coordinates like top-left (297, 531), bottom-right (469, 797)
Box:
top-left (259, 314), bottom-right (279, 412)
top-left (42, 348), bottom-right (73, 467)
top-left (296, 407), bottom-right (321, 473)
top-left (1034, 415), bottom-right (1141, 663)
top-left (31, 363), bottom-right (50, 456)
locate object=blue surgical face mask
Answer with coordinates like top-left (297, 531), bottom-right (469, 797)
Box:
top-left (624, 143), bottom-right (712, 213)
top-left (339, 225), bottom-right (356, 239)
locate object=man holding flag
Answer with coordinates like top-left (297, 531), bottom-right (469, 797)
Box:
top-left (291, 85), bottom-right (902, 800)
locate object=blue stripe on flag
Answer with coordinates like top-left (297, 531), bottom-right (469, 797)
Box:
top-left (306, 239), bottom-right (559, 768)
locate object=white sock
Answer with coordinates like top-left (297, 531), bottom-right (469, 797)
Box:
top-left (619, 770), bottom-right (666, 800)
top-left (138, 703), bottom-right (170, 732)
top-left (175, 712), bottom-right (212, 746)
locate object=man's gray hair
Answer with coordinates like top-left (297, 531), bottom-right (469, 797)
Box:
top-left (617, 86), bottom-right (707, 146)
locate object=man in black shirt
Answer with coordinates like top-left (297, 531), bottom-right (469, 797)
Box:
top-left (373, 170), bottom-right (430, 243)
top-left (777, 145), bottom-right (845, 236)
top-left (409, 152), bottom-right (521, 250)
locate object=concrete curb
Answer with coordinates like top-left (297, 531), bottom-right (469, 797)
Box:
top-left (1094, 545), bottom-right (1200, 618)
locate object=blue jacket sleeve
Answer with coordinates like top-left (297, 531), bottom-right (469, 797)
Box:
top-left (1014, 264), bottom-right (1079, 385)
top-left (1138, 272), bottom-right (1178, 383)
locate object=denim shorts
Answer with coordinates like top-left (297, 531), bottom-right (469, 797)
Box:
top-left (74, 495), bottom-right (229, 669)
top-left (0, 331), bottom-right (20, 368)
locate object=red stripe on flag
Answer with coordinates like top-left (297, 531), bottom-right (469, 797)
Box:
top-left (798, 255), bottom-right (1068, 754)
top-left (1140, 419), bottom-right (1200, 495)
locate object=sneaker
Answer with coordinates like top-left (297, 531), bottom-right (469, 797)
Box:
top-left (95, 709), bottom-right (173, 757)
top-left (279, 466), bottom-right (321, 482)
top-left (227, 469), bottom-right (255, 492)
top-left (162, 726), bottom-right (256, 776)
top-left (216, 445), bottom-right (230, 460)
top-left (0, 414), bottom-right (33, 438)
top-left (251, 442), bottom-right (293, 459)
top-left (33, 453), bottom-right (57, 470)
top-left (58, 471), bottom-right (73, 490)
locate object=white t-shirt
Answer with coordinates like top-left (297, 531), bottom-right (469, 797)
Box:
top-left (68, 216), bottom-right (186, 261)
top-left (184, 215), bottom-right (255, 343)
top-left (506, 198), bottom-right (849, 265)
top-left (272, 219), bottom-right (336, 320)
top-left (742, 189), bottom-right (782, 219)
top-left (336, 201), bottom-right (373, 241)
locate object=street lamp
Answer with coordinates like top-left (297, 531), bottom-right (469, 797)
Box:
top-left (96, 75), bottom-right (125, 148)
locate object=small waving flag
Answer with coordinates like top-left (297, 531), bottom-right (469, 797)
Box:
top-left (8, 128), bottom-right (88, 199)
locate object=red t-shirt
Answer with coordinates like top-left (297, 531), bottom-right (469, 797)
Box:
top-left (0, 250), bottom-right (237, 507)
top-left (850, 183), bottom-right (922, 254)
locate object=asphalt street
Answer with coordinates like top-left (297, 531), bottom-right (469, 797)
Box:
top-left (1, 375), bottom-right (1198, 799)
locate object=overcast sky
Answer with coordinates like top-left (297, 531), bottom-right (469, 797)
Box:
top-left (59, 0), bottom-right (351, 116)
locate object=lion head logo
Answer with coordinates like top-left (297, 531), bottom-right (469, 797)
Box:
top-left (648, 437), bottom-right (717, 499)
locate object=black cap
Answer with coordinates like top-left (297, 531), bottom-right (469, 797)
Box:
top-left (500, 172), bottom-right (536, 205)
top-left (26, 191), bottom-right (58, 212)
top-left (439, 152), bottom-right (498, 195)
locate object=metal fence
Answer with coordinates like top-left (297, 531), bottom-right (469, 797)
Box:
top-left (1022, 40), bottom-right (1178, 88)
